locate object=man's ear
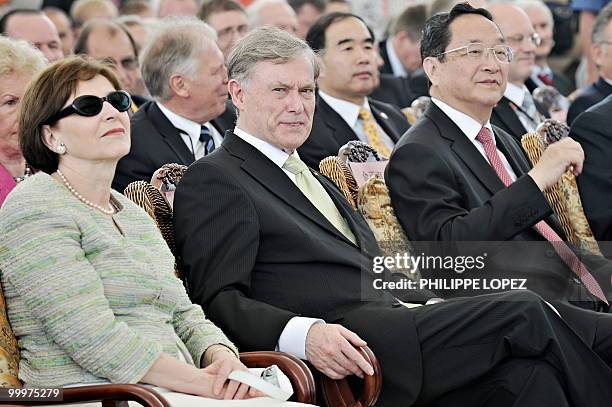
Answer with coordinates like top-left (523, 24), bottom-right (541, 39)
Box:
top-left (228, 79), bottom-right (245, 110)
top-left (169, 73), bottom-right (189, 98)
top-left (592, 43), bottom-right (604, 70)
top-left (422, 56), bottom-right (438, 86)
top-left (315, 53), bottom-right (326, 82)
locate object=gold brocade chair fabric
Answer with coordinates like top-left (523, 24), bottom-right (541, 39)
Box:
top-left (0, 286), bottom-right (19, 388)
top-left (521, 119), bottom-right (602, 255)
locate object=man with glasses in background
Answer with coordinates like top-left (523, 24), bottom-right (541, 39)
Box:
top-left (74, 19), bottom-right (149, 108)
top-left (198, 0), bottom-right (249, 60)
top-left (489, 2), bottom-right (545, 144)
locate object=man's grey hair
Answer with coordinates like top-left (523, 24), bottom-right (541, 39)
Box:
top-left (227, 26), bottom-right (319, 86)
top-left (514, 0), bottom-right (554, 26)
top-left (592, 3), bottom-right (612, 45)
top-left (139, 16), bottom-right (217, 101)
top-left (247, 0), bottom-right (290, 27)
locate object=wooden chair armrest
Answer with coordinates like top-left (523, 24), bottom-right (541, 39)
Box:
top-left (239, 351), bottom-right (316, 404)
top-left (0, 384), bottom-right (170, 406)
top-left (319, 346), bottom-right (382, 407)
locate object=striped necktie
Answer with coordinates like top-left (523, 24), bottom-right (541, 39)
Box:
top-left (200, 125), bottom-right (215, 156)
top-left (475, 127), bottom-right (607, 304)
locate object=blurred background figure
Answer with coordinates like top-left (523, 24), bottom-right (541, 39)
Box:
top-left (158, 0), bottom-right (199, 17)
top-left (117, 15), bottom-right (152, 53)
top-left (247, 0), bottom-right (298, 34)
top-left (74, 19), bottom-right (149, 104)
top-left (44, 6), bottom-right (75, 56)
top-left (324, 0), bottom-right (350, 14)
top-left (517, 0), bottom-right (575, 96)
top-left (568, 3), bottom-right (612, 124)
top-left (198, 0), bottom-right (249, 59)
top-left (71, 0), bottom-right (119, 34)
top-left (0, 9), bottom-right (64, 62)
top-left (378, 2), bottom-right (427, 78)
top-left (288, 0), bottom-right (325, 39)
top-left (0, 37), bottom-right (46, 206)
top-left (119, 0), bottom-right (156, 18)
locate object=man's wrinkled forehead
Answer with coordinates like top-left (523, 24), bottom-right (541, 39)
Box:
top-left (447, 13), bottom-right (505, 49)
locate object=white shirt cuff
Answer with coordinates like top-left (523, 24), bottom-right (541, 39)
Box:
top-left (276, 317), bottom-right (324, 360)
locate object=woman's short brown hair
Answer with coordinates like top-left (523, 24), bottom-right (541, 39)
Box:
top-left (20, 55), bottom-right (122, 174)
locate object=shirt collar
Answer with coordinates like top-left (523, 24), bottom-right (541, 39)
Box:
top-left (233, 126), bottom-right (293, 169)
top-left (156, 102), bottom-right (207, 142)
top-left (318, 90), bottom-right (371, 128)
top-left (503, 82), bottom-right (527, 107)
top-left (532, 64), bottom-right (552, 77)
top-left (385, 38), bottom-right (408, 77)
top-left (430, 97), bottom-right (495, 144)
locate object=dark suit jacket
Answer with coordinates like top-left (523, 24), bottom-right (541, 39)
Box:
top-left (370, 73), bottom-right (416, 109)
top-left (568, 77), bottom-right (612, 125)
top-left (173, 131), bottom-right (436, 405)
top-left (385, 102), bottom-right (612, 304)
top-left (298, 93), bottom-right (410, 169)
top-left (572, 94), bottom-right (612, 243)
top-left (525, 71), bottom-right (575, 97)
top-left (378, 39), bottom-right (393, 75)
top-left (112, 100), bottom-right (235, 192)
top-left (490, 96), bottom-right (532, 146)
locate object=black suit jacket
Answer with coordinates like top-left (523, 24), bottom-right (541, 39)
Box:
top-left (525, 71), bottom-right (575, 97)
top-left (385, 102), bottom-right (612, 303)
top-left (378, 39), bottom-right (393, 75)
top-left (173, 131), bottom-right (435, 405)
top-left (112, 100), bottom-right (235, 192)
top-left (490, 96), bottom-right (531, 145)
top-left (370, 73), bottom-right (416, 109)
top-left (298, 93), bottom-right (410, 169)
top-left (572, 94), bottom-right (612, 242)
top-left (567, 77), bottom-right (612, 125)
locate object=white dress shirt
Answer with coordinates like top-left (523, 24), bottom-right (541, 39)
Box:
top-left (431, 98), bottom-right (518, 181)
top-left (318, 91), bottom-right (396, 151)
top-left (385, 38), bottom-right (408, 78)
top-left (156, 102), bottom-right (223, 160)
top-left (503, 83), bottom-right (537, 132)
top-left (233, 126), bottom-right (324, 360)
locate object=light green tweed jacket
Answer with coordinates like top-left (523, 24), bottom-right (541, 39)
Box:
top-left (0, 173), bottom-right (237, 387)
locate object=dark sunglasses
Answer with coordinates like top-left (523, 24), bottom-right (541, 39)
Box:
top-left (43, 90), bottom-right (132, 124)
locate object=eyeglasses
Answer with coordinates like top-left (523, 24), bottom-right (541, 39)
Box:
top-left (437, 43), bottom-right (513, 64)
top-left (43, 90), bottom-right (132, 124)
top-left (101, 56), bottom-right (139, 71)
top-left (505, 32), bottom-right (542, 46)
top-left (217, 25), bottom-right (248, 41)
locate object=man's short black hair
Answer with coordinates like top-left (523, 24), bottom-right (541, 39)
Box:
top-left (0, 9), bottom-right (45, 34)
top-left (305, 12), bottom-right (375, 52)
top-left (288, 0), bottom-right (327, 14)
top-left (420, 2), bottom-right (493, 62)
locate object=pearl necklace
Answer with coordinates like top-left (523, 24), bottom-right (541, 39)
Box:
top-left (12, 163), bottom-right (33, 183)
top-left (57, 169), bottom-right (115, 215)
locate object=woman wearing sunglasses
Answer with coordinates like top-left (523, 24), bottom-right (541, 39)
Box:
top-left (0, 56), bottom-right (311, 407)
top-left (0, 37), bottom-right (45, 207)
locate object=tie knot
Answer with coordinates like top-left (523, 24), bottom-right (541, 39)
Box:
top-left (475, 127), bottom-right (494, 145)
top-left (283, 154), bottom-right (309, 175)
top-left (358, 108), bottom-right (372, 121)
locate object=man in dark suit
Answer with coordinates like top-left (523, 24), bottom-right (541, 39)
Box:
top-left (298, 13), bottom-right (410, 169)
top-left (174, 24), bottom-right (612, 407)
top-left (489, 3), bottom-right (545, 145)
top-left (567, 6), bottom-right (612, 124)
top-left (387, 2), bottom-right (612, 370)
top-left (572, 94), bottom-right (612, 242)
top-left (112, 19), bottom-right (235, 192)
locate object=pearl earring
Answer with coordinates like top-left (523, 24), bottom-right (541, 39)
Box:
top-left (56, 143), bottom-right (66, 155)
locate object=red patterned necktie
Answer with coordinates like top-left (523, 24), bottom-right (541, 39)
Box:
top-left (475, 127), bottom-right (608, 304)
top-left (537, 72), bottom-right (553, 86)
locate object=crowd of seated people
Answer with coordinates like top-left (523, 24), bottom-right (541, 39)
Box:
top-left (1, 0), bottom-right (612, 406)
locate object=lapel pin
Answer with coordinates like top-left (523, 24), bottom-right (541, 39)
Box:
top-left (380, 112), bottom-right (389, 119)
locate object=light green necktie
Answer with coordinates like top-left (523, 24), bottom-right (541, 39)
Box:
top-left (283, 154), bottom-right (357, 245)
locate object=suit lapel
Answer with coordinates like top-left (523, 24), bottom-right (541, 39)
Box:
top-left (147, 102), bottom-right (195, 165)
top-left (317, 95), bottom-right (359, 146)
top-left (370, 102), bottom-right (401, 142)
top-left (223, 132), bottom-right (358, 246)
top-left (494, 97), bottom-right (528, 139)
top-left (427, 103), bottom-right (507, 195)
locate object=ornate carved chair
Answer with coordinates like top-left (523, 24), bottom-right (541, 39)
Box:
top-left (521, 120), bottom-right (602, 255)
top-left (124, 164), bottom-right (382, 407)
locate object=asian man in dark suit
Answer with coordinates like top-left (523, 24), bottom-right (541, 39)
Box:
top-left (387, 2), bottom-right (612, 372)
top-left (567, 5), bottom-right (612, 124)
top-left (112, 18), bottom-right (235, 192)
top-left (298, 13), bottom-right (410, 169)
top-left (173, 24), bottom-right (612, 407)
top-left (572, 94), bottom-right (612, 242)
